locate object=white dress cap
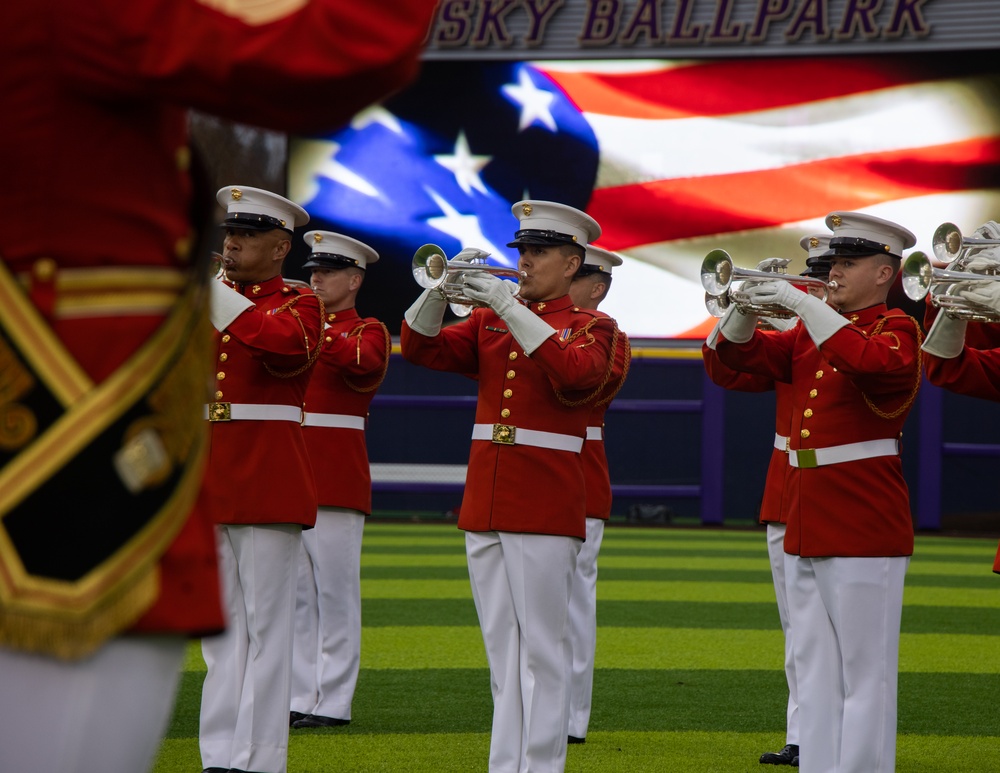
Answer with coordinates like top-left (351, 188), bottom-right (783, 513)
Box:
top-left (824, 211), bottom-right (916, 258)
top-left (799, 233), bottom-right (832, 260)
top-left (216, 185), bottom-right (309, 233)
top-left (302, 231), bottom-right (379, 270)
top-left (582, 245), bottom-right (623, 275)
top-left (507, 199), bottom-right (602, 248)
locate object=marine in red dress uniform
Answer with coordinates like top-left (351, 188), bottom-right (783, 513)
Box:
top-left (921, 230), bottom-right (1000, 575)
top-left (715, 212), bottom-right (921, 773)
top-left (703, 239), bottom-right (833, 768)
top-left (564, 245), bottom-right (630, 745)
top-left (0, 1), bottom-right (436, 771)
top-left (401, 201), bottom-right (619, 773)
top-left (289, 231), bottom-right (390, 729)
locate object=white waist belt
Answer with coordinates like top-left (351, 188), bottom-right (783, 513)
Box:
top-left (204, 402), bottom-right (303, 423)
top-left (302, 412), bottom-right (366, 430)
top-left (586, 426), bottom-right (604, 441)
top-left (471, 423), bottom-right (583, 453)
top-left (774, 433), bottom-right (789, 451)
top-left (787, 438), bottom-right (899, 469)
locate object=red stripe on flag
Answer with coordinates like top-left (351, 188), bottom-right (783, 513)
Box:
top-left (541, 57), bottom-right (933, 119)
top-left (588, 137), bottom-right (1000, 250)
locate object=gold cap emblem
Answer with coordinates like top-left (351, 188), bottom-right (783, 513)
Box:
top-left (809, 237), bottom-right (819, 248)
top-left (314, 233), bottom-right (323, 243)
top-left (522, 203), bottom-right (533, 216)
top-left (831, 214), bottom-right (842, 227)
top-left (231, 188), bottom-right (242, 201)
top-left (280, 219), bottom-right (286, 227)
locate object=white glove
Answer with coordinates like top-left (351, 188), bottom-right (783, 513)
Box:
top-left (762, 315), bottom-right (797, 332)
top-left (404, 288), bottom-right (448, 337)
top-left (962, 251), bottom-right (1000, 273)
top-left (705, 315), bottom-right (725, 350)
top-left (460, 272), bottom-right (519, 317)
top-left (974, 220), bottom-right (1000, 240)
top-left (716, 304), bottom-right (758, 344)
top-left (961, 281), bottom-right (1000, 314)
top-left (462, 272), bottom-right (553, 354)
top-left (453, 246), bottom-right (491, 263)
top-left (755, 257), bottom-right (791, 272)
top-left (742, 280), bottom-right (848, 347)
top-left (922, 311), bottom-right (968, 359)
top-left (209, 279), bottom-right (254, 332)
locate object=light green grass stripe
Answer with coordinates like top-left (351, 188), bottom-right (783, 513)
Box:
top-left (155, 729), bottom-right (1000, 773)
top-left (360, 578), bottom-right (1000, 607)
top-left (351, 627), bottom-right (1000, 672)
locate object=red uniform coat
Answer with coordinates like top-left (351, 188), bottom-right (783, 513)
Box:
top-left (1, 0), bottom-right (435, 639)
top-left (703, 342), bottom-right (792, 525)
top-left (303, 308), bottom-right (390, 514)
top-left (401, 296), bottom-right (619, 539)
top-left (582, 327), bottom-right (631, 520)
top-left (203, 277), bottom-right (321, 527)
top-left (717, 305), bottom-right (920, 558)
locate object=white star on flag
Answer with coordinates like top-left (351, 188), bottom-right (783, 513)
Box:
top-left (502, 69), bottom-right (557, 133)
top-left (434, 131), bottom-right (492, 195)
top-left (288, 139), bottom-right (379, 205)
top-left (423, 188), bottom-right (508, 259)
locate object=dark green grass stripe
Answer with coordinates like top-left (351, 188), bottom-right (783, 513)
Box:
top-left (359, 598), bottom-right (1000, 634)
top-left (166, 668), bottom-right (1000, 739)
top-left (360, 564), bottom-right (1000, 590)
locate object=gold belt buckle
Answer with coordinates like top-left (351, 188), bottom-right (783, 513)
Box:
top-left (208, 401), bottom-right (232, 422)
top-left (491, 423), bottom-right (516, 445)
top-left (796, 448), bottom-right (817, 469)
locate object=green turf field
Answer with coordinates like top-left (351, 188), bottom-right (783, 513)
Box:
top-left (153, 523), bottom-right (1000, 772)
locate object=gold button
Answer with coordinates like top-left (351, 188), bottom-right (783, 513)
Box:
top-left (222, 334), bottom-right (231, 343)
top-left (508, 352), bottom-right (518, 361)
top-left (219, 353), bottom-right (228, 362)
top-left (815, 370), bottom-right (824, 379)
top-left (217, 371), bottom-right (226, 381)
top-left (282, 286), bottom-right (291, 294)
top-left (252, 285), bottom-right (261, 295)
top-left (215, 391), bottom-right (223, 400)
top-left (503, 389), bottom-right (513, 398)
top-left (33, 258), bottom-right (56, 281)
top-left (325, 336), bottom-right (333, 343)
top-left (800, 429), bottom-right (810, 439)
top-left (506, 370), bottom-right (516, 379)
top-left (803, 408), bottom-right (813, 418)
top-left (175, 235), bottom-right (191, 261)
top-left (500, 408), bottom-right (510, 419)
top-left (809, 389), bottom-right (818, 398)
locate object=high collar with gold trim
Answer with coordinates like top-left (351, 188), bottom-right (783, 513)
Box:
top-left (227, 274), bottom-right (287, 298)
top-left (324, 306), bottom-right (360, 326)
top-left (521, 294), bottom-right (574, 315)
top-left (841, 303), bottom-right (888, 327)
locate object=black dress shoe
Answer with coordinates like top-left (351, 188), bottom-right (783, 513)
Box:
top-left (293, 713), bottom-right (351, 728)
top-left (289, 711), bottom-right (307, 727)
top-left (567, 735), bottom-right (585, 744)
top-left (760, 744), bottom-right (799, 765)
top-left (202, 768), bottom-right (229, 773)
top-left (791, 755), bottom-right (799, 767)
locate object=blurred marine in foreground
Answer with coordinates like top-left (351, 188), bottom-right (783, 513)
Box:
top-left (0, 1), bottom-right (435, 771)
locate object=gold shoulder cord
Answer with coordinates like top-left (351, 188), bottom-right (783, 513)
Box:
top-left (862, 315), bottom-right (923, 420)
top-left (343, 321), bottom-right (391, 393)
top-left (555, 317), bottom-right (621, 408)
top-left (264, 294), bottom-right (326, 378)
top-left (596, 331), bottom-right (631, 408)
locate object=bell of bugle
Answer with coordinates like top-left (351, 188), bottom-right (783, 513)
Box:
top-left (411, 243), bottom-right (526, 316)
top-left (932, 221), bottom-right (1000, 264)
top-left (902, 248), bottom-right (1000, 321)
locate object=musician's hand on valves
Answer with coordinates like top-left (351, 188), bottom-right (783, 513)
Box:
top-left (743, 280), bottom-right (848, 348)
top-left (453, 247), bottom-right (491, 264)
top-left (960, 280), bottom-right (1000, 314)
top-left (963, 250), bottom-right (1000, 273)
top-left (755, 257), bottom-right (791, 273)
top-left (461, 272), bottom-right (519, 316)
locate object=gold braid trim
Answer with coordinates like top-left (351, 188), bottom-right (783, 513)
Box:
top-left (343, 321), bottom-right (391, 393)
top-left (862, 315), bottom-right (923, 420)
top-left (264, 294), bottom-right (326, 379)
top-left (596, 330), bottom-right (631, 407)
top-left (555, 318), bottom-right (621, 408)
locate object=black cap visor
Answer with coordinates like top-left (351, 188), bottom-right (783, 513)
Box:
top-left (507, 228), bottom-right (578, 248)
top-left (221, 213), bottom-right (292, 233)
top-left (303, 253), bottom-right (362, 270)
top-left (821, 236), bottom-right (899, 259)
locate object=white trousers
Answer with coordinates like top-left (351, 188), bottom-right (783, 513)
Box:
top-left (291, 507), bottom-right (365, 719)
top-left (766, 523), bottom-right (799, 745)
top-left (566, 517), bottom-right (605, 739)
top-left (0, 635), bottom-right (186, 773)
top-left (466, 530), bottom-right (581, 773)
top-left (785, 554), bottom-right (908, 773)
top-left (200, 523), bottom-right (301, 773)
